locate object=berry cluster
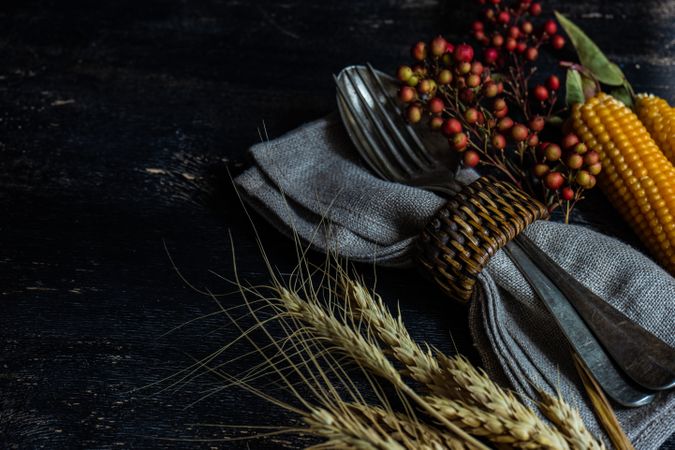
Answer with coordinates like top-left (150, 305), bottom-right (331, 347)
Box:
top-left (472, 0), bottom-right (566, 123)
top-left (533, 133), bottom-right (601, 204)
top-left (394, 0), bottom-right (601, 221)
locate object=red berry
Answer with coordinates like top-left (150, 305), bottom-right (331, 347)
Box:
top-left (492, 133), bottom-right (507, 149)
top-left (491, 33), bottom-right (504, 47)
top-left (516, 41), bottom-right (527, 53)
top-left (561, 187), bottom-right (575, 201)
top-left (417, 79), bottom-right (433, 95)
top-left (588, 162), bottom-right (602, 175)
top-left (584, 150), bottom-right (600, 165)
top-left (546, 75), bottom-right (560, 91)
top-left (472, 20), bottom-right (484, 32)
top-left (498, 117), bottom-right (514, 131)
top-left (465, 107), bottom-right (479, 124)
top-left (458, 61), bottom-right (472, 74)
top-left (442, 118), bottom-right (463, 136)
top-left (484, 8), bottom-right (495, 20)
top-left (430, 116), bottom-right (444, 130)
top-left (562, 133), bottom-right (580, 149)
top-left (505, 38), bottom-right (517, 52)
top-left (493, 98), bottom-right (507, 111)
top-left (437, 69), bottom-right (453, 85)
top-left (512, 123), bottom-right (529, 141)
top-left (463, 150), bottom-right (480, 167)
top-left (430, 35), bottom-right (448, 57)
top-left (445, 42), bottom-right (455, 54)
top-left (534, 85), bottom-right (549, 101)
top-left (494, 105), bottom-right (509, 118)
top-left (498, 11), bottom-right (510, 23)
top-left (521, 21), bottom-right (534, 34)
top-left (566, 153), bottom-right (584, 169)
top-left (470, 61), bottom-right (484, 75)
top-left (575, 170), bottom-right (592, 188)
top-left (552, 34), bottom-right (565, 49)
top-left (574, 143), bottom-right (588, 155)
top-left (529, 2), bottom-right (542, 16)
top-left (452, 132), bottom-right (469, 151)
top-left (454, 43), bottom-right (474, 62)
top-left (508, 26), bottom-right (520, 39)
top-left (406, 104), bottom-right (422, 123)
top-left (397, 65), bottom-right (413, 82)
top-left (398, 86), bottom-right (416, 103)
top-left (484, 47), bottom-right (499, 64)
top-left (411, 41), bottom-right (427, 61)
top-left (533, 163), bottom-right (549, 178)
top-left (527, 134), bottom-right (539, 147)
top-left (526, 47), bottom-right (539, 61)
top-left (545, 144), bottom-right (562, 161)
top-left (428, 97), bottom-right (445, 114)
top-left (545, 172), bottom-right (564, 190)
top-left (529, 115), bottom-right (545, 132)
top-left (467, 74), bottom-right (481, 88)
top-left (484, 81), bottom-right (499, 97)
top-left (497, 81), bottom-right (504, 94)
top-left (544, 19), bottom-right (558, 36)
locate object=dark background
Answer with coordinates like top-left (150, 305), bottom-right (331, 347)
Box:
top-left (0, 0), bottom-right (673, 448)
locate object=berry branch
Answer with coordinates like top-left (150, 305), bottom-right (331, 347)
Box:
top-left (395, 0), bottom-right (602, 222)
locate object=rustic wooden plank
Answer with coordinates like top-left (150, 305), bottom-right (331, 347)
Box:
top-left (0, 0), bottom-right (672, 448)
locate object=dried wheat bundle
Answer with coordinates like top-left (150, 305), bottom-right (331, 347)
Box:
top-left (538, 390), bottom-right (606, 450)
top-left (341, 274), bottom-right (580, 450)
top-left (305, 403), bottom-right (466, 450)
top-left (176, 234), bottom-right (606, 449)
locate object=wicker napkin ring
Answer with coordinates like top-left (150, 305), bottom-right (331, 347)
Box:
top-left (417, 175), bottom-right (549, 302)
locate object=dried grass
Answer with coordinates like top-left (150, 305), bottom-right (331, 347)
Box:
top-left (342, 274), bottom-right (574, 450)
top-left (164, 224), bottom-right (607, 449)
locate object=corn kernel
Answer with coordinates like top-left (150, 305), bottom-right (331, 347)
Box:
top-left (636, 94), bottom-right (675, 165)
top-left (573, 94), bottom-right (675, 275)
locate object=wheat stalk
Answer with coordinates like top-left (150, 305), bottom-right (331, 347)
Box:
top-left (305, 403), bottom-right (466, 450)
top-left (276, 286), bottom-right (485, 450)
top-left (217, 237), bottom-right (601, 449)
top-left (538, 390), bottom-right (606, 450)
top-left (340, 275), bottom-right (449, 393)
top-left (341, 276), bottom-right (571, 450)
top-left (572, 353), bottom-right (634, 450)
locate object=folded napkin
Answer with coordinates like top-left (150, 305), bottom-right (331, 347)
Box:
top-left (236, 116), bottom-right (675, 449)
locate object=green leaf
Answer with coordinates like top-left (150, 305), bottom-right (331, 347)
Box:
top-left (610, 85), bottom-right (634, 107)
top-left (565, 69), bottom-right (585, 105)
top-left (555, 11), bottom-right (625, 86)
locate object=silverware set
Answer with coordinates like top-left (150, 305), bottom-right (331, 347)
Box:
top-left (335, 64), bottom-right (675, 407)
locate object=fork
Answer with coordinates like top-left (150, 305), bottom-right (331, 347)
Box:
top-left (335, 64), bottom-right (675, 406)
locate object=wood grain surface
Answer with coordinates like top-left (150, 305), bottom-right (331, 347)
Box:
top-left (0, 0), bottom-right (673, 448)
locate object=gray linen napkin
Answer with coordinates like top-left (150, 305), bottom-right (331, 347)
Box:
top-left (235, 116), bottom-right (675, 449)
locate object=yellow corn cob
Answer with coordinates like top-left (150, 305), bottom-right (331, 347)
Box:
top-left (572, 92), bottom-right (675, 275)
top-left (636, 93), bottom-right (675, 165)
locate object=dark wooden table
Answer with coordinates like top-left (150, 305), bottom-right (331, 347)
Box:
top-left (1, 0), bottom-right (672, 448)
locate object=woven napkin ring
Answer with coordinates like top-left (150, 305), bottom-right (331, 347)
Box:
top-left (417, 175), bottom-right (550, 302)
